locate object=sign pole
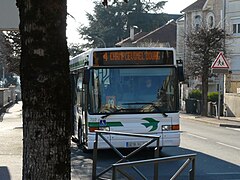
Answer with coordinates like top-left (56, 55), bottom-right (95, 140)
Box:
top-left (217, 74), bottom-right (221, 119)
top-left (211, 52), bottom-right (229, 119)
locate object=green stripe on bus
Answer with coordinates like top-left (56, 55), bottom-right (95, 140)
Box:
top-left (88, 122), bottom-right (123, 127)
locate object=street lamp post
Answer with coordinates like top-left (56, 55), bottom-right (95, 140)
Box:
top-left (95, 36), bottom-right (106, 48)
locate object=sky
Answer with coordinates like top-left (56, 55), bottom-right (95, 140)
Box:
top-left (66, 0), bottom-right (196, 44)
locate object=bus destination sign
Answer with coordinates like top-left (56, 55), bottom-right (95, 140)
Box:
top-left (105, 51), bottom-right (159, 61)
top-left (93, 50), bottom-right (174, 66)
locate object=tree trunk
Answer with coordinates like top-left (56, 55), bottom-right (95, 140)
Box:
top-left (201, 64), bottom-right (209, 116)
top-left (16, 1), bottom-right (71, 179)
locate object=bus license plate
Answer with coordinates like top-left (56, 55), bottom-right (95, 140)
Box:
top-left (126, 142), bottom-right (144, 147)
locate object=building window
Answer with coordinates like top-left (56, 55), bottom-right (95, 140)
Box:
top-left (206, 12), bottom-right (215, 29)
top-left (233, 24), bottom-right (237, 33)
top-left (231, 17), bottom-right (240, 35)
top-left (233, 23), bottom-right (240, 34)
top-left (194, 15), bottom-right (202, 31)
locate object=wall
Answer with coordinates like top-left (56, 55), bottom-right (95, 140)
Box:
top-left (0, 88), bottom-right (10, 107)
top-left (0, 86), bottom-right (16, 107)
top-left (225, 0), bottom-right (240, 93)
top-left (225, 93), bottom-right (240, 117)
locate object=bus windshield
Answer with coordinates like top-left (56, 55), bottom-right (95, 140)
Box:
top-left (89, 67), bottom-right (177, 114)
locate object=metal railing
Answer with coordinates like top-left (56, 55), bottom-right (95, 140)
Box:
top-left (112, 153), bottom-right (196, 180)
top-left (91, 130), bottom-right (196, 180)
top-left (92, 130), bottom-right (161, 180)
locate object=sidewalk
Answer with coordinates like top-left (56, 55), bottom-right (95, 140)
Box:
top-left (180, 112), bottom-right (240, 128)
top-left (0, 102), bottom-right (91, 180)
top-left (0, 102), bottom-right (23, 180)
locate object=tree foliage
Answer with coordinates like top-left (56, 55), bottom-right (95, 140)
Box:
top-left (185, 27), bottom-right (225, 77)
top-left (0, 31), bottom-right (20, 87)
top-left (78, 0), bottom-right (167, 48)
top-left (68, 43), bottom-right (83, 57)
top-left (0, 32), bottom-right (8, 68)
top-left (4, 31), bottom-right (21, 75)
top-left (185, 26), bottom-right (225, 116)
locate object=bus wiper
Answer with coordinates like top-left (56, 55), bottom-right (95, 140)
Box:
top-left (158, 111), bottom-right (168, 117)
top-left (100, 107), bottom-right (125, 119)
top-left (122, 102), bottom-right (168, 117)
top-left (151, 103), bottom-right (168, 117)
top-left (122, 102), bottom-right (153, 105)
top-left (101, 113), bottom-right (110, 119)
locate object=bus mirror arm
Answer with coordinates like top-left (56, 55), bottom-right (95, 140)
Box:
top-left (177, 59), bottom-right (184, 82)
top-left (177, 66), bottom-right (184, 82)
top-left (83, 69), bottom-right (90, 84)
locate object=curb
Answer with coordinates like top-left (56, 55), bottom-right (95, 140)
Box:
top-left (180, 114), bottom-right (240, 128)
top-left (219, 124), bottom-right (240, 128)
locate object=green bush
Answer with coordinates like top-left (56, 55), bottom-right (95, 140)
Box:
top-left (188, 90), bottom-right (221, 102)
top-left (189, 89), bottom-right (202, 100)
top-left (208, 92), bottom-right (219, 102)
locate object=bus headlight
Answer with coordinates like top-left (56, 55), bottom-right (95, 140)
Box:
top-left (162, 125), bottom-right (171, 131)
top-left (89, 126), bottom-right (110, 132)
top-left (162, 124), bottom-right (179, 131)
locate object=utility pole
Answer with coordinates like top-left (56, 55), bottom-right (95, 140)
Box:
top-left (95, 36), bottom-right (106, 48)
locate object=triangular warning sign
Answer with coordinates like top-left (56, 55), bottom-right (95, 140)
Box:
top-left (211, 52), bottom-right (229, 69)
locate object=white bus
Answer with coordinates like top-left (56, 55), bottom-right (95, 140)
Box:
top-left (70, 47), bottom-right (184, 150)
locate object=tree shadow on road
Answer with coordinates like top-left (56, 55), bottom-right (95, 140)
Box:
top-left (71, 144), bottom-right (240, 180)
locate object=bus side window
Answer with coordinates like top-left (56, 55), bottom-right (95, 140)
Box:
top-left (77, 77), bottom-right (82, 92)
top-left (76, 74), bottom-right (84, 108)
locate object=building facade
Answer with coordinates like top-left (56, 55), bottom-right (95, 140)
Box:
top-left (177, 0), bottom-right (240, 116)
top-left (178, 0), bottom-right (224, 93)
top-left (225, 0), bottom-right (240, 93)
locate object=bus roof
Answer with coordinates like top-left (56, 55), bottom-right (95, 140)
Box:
top-left (91, 47), bottom-right (175, 53)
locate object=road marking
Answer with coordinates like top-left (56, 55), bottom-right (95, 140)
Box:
top-left (226, 127), bottom-right (240, 132)
top-left (186, 133), bottom-right (207, 140)
top-left (207, 172), bottom-right (240, 175)
top-left (217, 142), bottom-right (240, 151)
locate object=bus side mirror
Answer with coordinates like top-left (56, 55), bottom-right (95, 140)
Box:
top-left (177, 59), bottom-right (184, 82)
top-left (83, 69), bottom-right (90, 84)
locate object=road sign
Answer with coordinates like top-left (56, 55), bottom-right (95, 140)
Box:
top-left (211, 52), bottom-right (229, 74)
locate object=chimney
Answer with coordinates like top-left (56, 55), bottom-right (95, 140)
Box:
top-left (130, 26), bottom-right (138, 41)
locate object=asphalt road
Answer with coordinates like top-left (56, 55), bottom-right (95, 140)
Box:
top-left (71, 117), bottom-right (240, 180)
top-left (181, 118), bottom-right (240, 166)
top-left (1, 103), bottom-right (239, 179)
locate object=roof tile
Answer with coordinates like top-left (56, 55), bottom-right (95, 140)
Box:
top-left (181, 0), bottom-right (207, 12)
